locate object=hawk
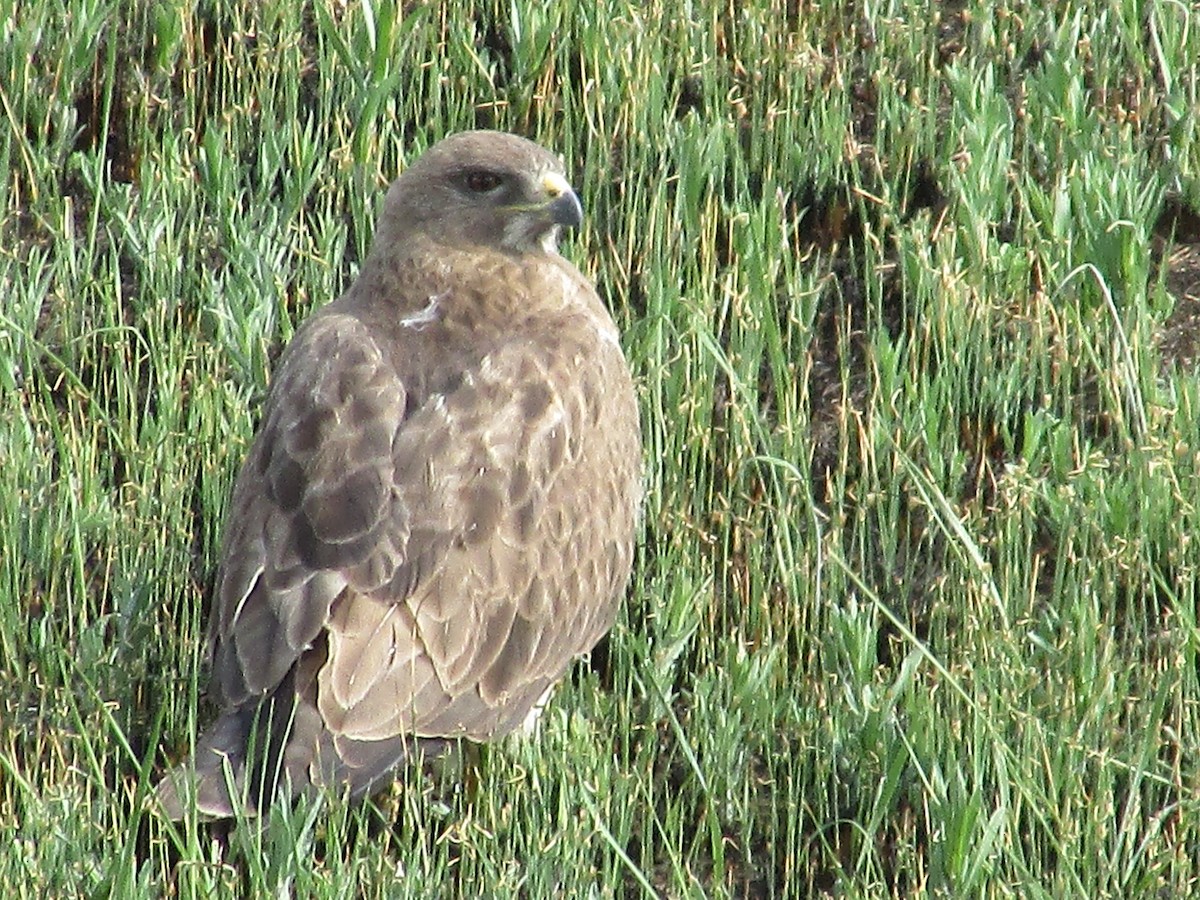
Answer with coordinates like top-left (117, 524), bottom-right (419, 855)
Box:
top-left (157, 131), bottom-right (642, 818)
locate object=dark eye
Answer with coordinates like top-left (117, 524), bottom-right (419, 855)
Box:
top-left (463, 170), bottom-right (503, 193)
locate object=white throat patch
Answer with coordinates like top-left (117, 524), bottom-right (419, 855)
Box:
top-left (400, 292), bottom-right (447, 330)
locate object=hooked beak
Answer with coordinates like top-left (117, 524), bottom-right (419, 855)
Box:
top-left (541, 171), bottom-right (583, 228)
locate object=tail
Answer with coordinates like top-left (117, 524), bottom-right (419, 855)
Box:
top-left (154, 688), bottom-right (305, 820)
top-left (155, 683), bottom-right (449, 819)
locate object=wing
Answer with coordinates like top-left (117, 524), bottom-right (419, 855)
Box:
top-left (208, 296), bottom-right (640, 755)
top-left (315, 319), bottom-right (641, 750)
top-left (208, 311), bottom-right (411, 707)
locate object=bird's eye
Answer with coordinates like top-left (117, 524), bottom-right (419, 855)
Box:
top-left (463, 170), bottom-right (504, 193)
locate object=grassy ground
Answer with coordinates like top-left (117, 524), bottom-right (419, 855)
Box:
top-left (2, 0), bottom-right (1199, 896)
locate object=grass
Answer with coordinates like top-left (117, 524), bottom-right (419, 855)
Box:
top-left (2, 0), bottom-right (1199, 896)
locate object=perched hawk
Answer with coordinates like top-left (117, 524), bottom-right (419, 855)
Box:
top-left (157, 131), bottom-right (642, 818)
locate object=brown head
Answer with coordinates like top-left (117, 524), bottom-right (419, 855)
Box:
top-left (369, 131), bottom-right (583, 258)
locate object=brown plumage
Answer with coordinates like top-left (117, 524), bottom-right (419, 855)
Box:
top-left (156, 131), bottom-right (642, 818)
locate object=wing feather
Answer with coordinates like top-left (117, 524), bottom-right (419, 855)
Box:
top-left (210, 294), bottom-right (639, 754)
top-left (209, 313), bottom-right (403, 705)
top-left (315, 326), bottom-right (637, 744)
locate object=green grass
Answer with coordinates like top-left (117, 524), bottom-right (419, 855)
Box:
top-left (2, 0), bottom-right (1200, 896)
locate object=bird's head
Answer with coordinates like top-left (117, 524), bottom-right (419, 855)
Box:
top-left (374, 131), bottom-right (583, 257)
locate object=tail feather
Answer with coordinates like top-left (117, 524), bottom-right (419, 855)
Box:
top-left (155, 684), bottom-right (450, 819)
top-left (155, 708), bottom-right (258, 819)
top-left (155, 678), bottom-right (303, 820)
